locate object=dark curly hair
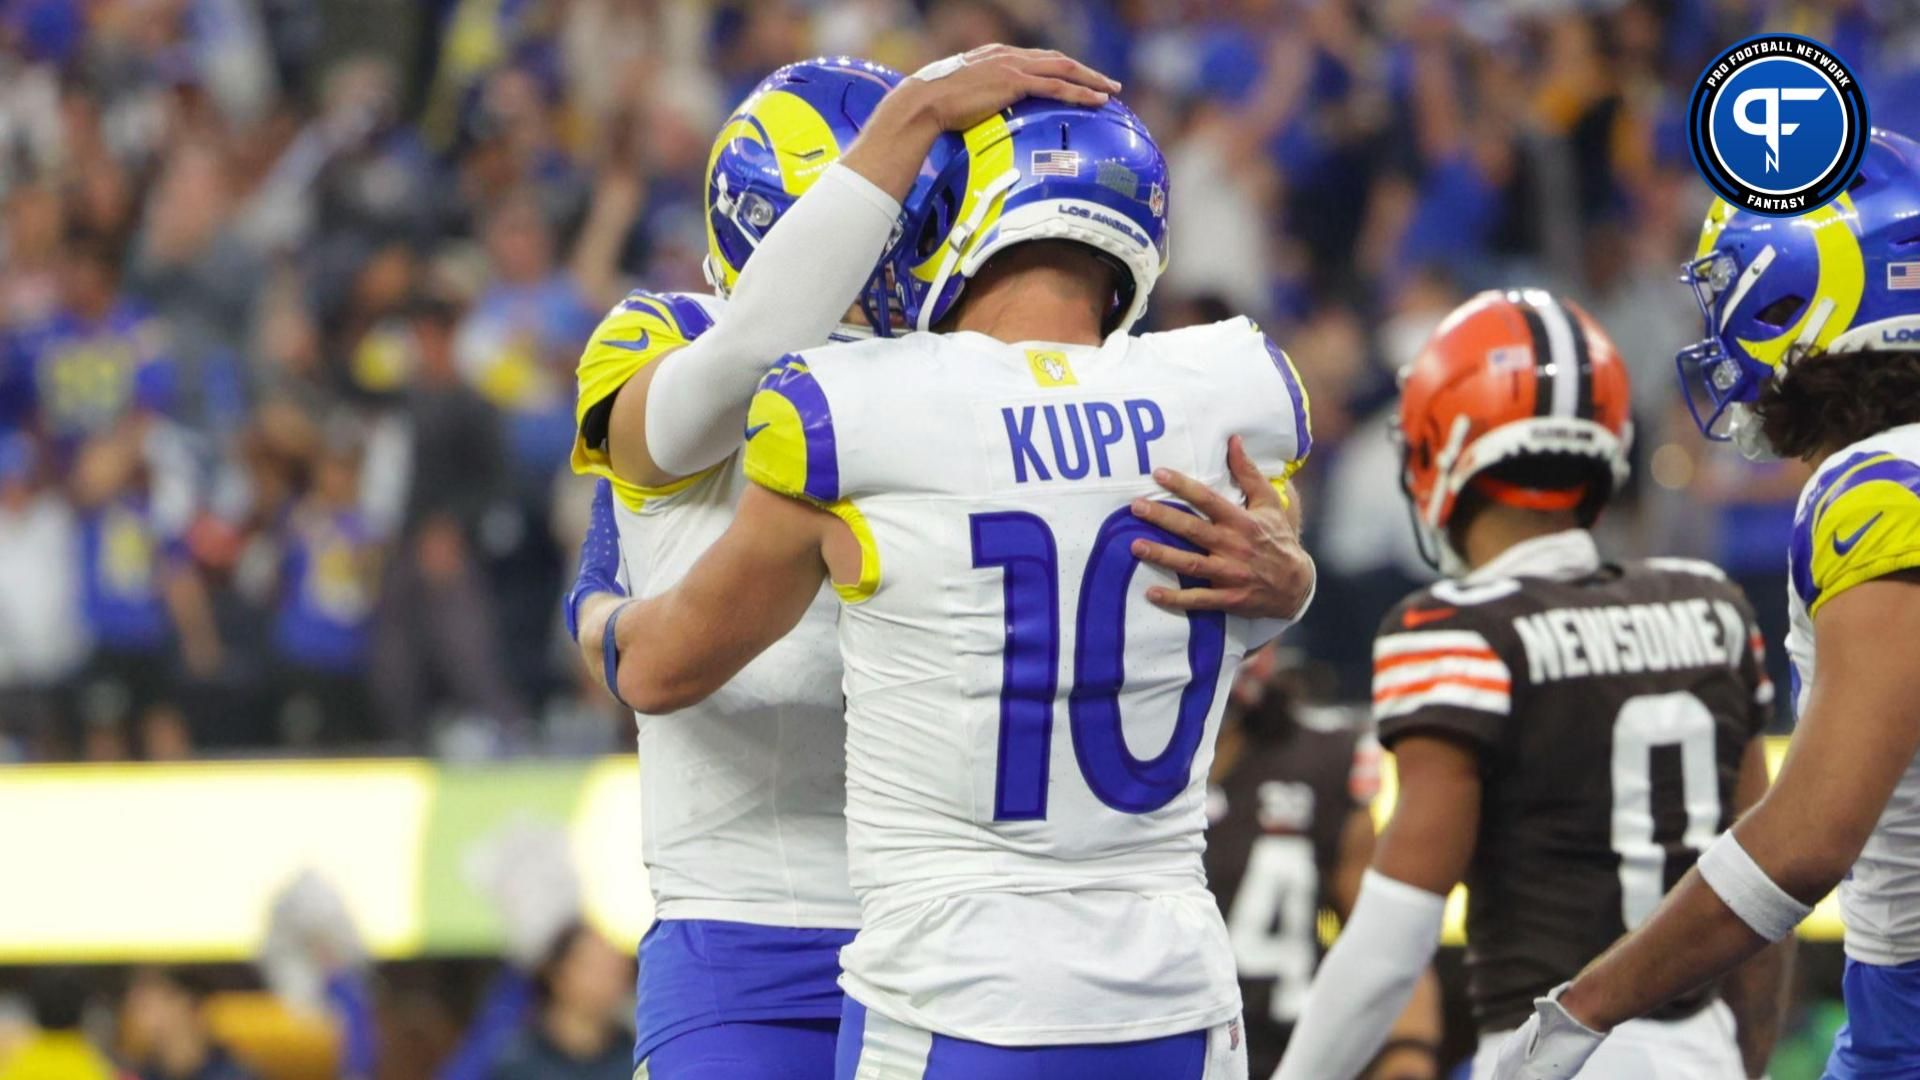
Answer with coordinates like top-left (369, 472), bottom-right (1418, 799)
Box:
top-left (1753, 349), bottom-right (1920, 460)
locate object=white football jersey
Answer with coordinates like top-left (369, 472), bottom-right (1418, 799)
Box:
top-left (574, 290), bottom-right (859, 929)
top-left (742, 317), bottom-right (1312, 1044)
top-left (1785, 421), bottom-right (1920, 965)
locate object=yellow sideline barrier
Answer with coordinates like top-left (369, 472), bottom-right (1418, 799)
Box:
top-left (0, 736), bottom-right (1837, 963)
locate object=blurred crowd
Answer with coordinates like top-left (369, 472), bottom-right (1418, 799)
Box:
top-left (3, 0), bottom-right (1912, 761)
top-left (0, 859), bottom-right (641, 1080)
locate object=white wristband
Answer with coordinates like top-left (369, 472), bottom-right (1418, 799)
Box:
top-left (1697, 831), bottom-right (1812, 943)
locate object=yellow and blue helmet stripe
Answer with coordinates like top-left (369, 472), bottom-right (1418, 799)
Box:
top-left (1677, 129), bottom-right (1920, 443)
top-left (704, 57), bottom-right (904, 332)
top-left (888, 97), bottom-right (1170, 334)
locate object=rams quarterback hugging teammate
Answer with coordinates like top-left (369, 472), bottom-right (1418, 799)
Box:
top-left (562, 45), bottom-right (1311, 1080)
top-left (597, 78), bottom-right (1315, 1080)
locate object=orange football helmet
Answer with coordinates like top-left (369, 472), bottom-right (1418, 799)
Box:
top-left (1395, 288), bottom-right (1633, 571)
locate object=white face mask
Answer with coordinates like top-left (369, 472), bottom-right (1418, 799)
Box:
top-left (1726, 403), bottom-right (1780, 462)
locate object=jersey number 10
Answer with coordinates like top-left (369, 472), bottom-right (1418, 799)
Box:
top-left (971, 504), bottom-right (1226, 821)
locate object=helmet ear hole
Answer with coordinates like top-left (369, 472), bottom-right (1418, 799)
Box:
top-left (915, 187), bottom-right (959, 260)
top-left (1753, 294), bottom-right (1807, 328)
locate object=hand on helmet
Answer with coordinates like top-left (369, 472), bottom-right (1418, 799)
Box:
top-left (896, 45), bottom-right (1120, 134)
top-left (843, 46), bottom-right (1119, 204)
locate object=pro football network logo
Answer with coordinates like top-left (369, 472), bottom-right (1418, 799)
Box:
top-left (1687, 33), bottom-right (1868, 216)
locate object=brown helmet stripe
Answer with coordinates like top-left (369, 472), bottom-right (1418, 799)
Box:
top-left (1506, 289), bottom-right (1556, 417)
top-left (1563, 303), bottom-right (1596, 419)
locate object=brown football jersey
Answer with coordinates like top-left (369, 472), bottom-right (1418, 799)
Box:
top-left (1373, 551), bottom-right (1772, 1034)
top-left (1205, 704), bottom-right (1374, 1075)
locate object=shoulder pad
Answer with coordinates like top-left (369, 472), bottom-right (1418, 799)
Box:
top-left (1144, 317), bottom-right (1313, 482)
top-left (743, 353), bottom-right (841, 505)
top-left (1794, 449), bottom-right (1920, 615)
top-left (571, 291), bottom-right (724, 505)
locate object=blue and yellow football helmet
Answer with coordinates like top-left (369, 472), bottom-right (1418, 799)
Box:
top-left (704, 57), bottom-right (902, 333)
top-left (1678, 128), bottom-right (1920, 455)
top-left (889, 96), bottom-right (1170, 334)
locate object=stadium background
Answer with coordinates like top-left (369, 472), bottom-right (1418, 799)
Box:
top-left (1, 0), bottom-right (1912, 1076)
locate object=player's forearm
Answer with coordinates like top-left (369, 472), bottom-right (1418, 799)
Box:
top-left (1722, 934), bottom-right (1794, 1077)
top-left (1559, 655), bottom-right (1906, 1037)
top-left (1556, 870), bottom-right (1771, 1033)
top-left (611, 590), bottom-right (737, 714)
top-left (1275, 871), bottom-right (1445, 1080)
top-left (573, 591), bottom-right (628, 683)
top-left (570, 170), bottom-right (644, 306)
top-left (612, 489), bottom-right (830, 713)
top-left (1367, 968), bottom-right (1443, 1080)
top-left (836, 83), bottom-right (952, 203)
top-left (633, 163), bottom-right (901, 479)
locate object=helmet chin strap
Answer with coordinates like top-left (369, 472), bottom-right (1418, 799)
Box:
top-left (917, 169), bottom-right (1021, 332)
top-left (1421, 415), bottom-right (1474, 577)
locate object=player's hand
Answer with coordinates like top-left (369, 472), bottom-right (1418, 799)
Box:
top-left (844, 45), bottom-right (1119, 204)
top-left (897, 45), bottom-right (1119, 132)
top-left (1486, 985), bottom-right (1606, 1080)
top-left (1128, 436), bottom-right (1314, 619)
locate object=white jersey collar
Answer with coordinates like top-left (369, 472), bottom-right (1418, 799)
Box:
top-left (1463, 529), bottom-right (1601, 585)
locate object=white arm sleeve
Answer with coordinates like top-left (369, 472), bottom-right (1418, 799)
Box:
top-left (643, 163), bottom-right (900, 477)
top-left (1273, 870), bottom-right (1446, 1080)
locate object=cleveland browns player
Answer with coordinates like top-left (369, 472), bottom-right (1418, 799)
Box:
top-left (1205, 646), bottom-right (1441, 1079)
top-left (1273, 289), bottom-right (1789, 1079)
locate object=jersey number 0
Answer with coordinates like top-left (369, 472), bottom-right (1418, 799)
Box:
top-left (972, 504), bottom-right (1226, 820)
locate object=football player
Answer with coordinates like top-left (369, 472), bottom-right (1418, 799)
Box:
top-left (1205, 647), bottom-right (1442, 1079)
top-left (560, 49), bottom-right (1124, 1080)
top-left (602, 97), bottom-right (1315, 1077)
top-left (1271, 290), bottom-right (1786, 1080)
top-left (1491, 130), bottom-right (1920, 1080)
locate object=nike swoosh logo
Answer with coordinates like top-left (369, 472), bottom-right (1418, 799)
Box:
top-left (744, 422), bottom-right (770, 441)
top-left (1401, 606), bottom-right (1458, 629)
top-left (785, 147), bottom-right (829, 161)
top-left (1833, 512), bottom-right (1884, 556)
top-left (599, 331), bottom-right (651, 352)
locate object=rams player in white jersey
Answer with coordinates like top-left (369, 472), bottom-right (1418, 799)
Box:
top-left (560, 49), bottom-right (1124, 1079)
top-left (1492, 130), bottom-right (1920, 1079)
top-left (600, 96), bottom-right (1316, 1079)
